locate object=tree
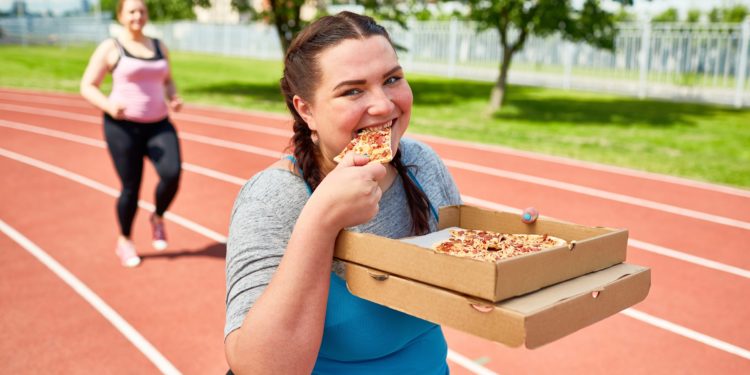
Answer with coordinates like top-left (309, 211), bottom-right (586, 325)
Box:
top-left (709, 5), bottom-right (749, 23)
top-left (461, 0), bottom-right (618, 111)
top-left (708, 7), bottom-right (721, 23)
top-left (686, 9), bottom-right (701, 23)
top-left (614, 8), bottom-right (635, 22)
top-left (229, 0), bottom-right (412, 56)
top-left (651, 7), bottom-right (678, 22)
top-left (724, 5), bottom-right (749, 23)
top-left (100, 0), bottom-right (210, 21)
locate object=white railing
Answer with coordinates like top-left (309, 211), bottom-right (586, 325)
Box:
top-left (1, 15), bottom-right (749, 107)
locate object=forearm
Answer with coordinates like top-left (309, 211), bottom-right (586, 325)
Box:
top-left (227, 204), bottom-right (339, 374)
top-left (80, 83), bottom-right (111, 113)
top-left (165, 78), bottom-right (178, 101)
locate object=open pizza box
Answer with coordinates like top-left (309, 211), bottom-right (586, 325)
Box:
top-left (344, 261), bottom-right (651, 348)
top-left (334, 204), bottom-right (629, 302)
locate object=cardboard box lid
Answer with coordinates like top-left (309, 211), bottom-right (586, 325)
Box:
top-left (344, 262), bottom-right (650, 349)
top-left (335, 205), bottom-right (628, 302)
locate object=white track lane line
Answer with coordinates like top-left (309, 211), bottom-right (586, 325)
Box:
top-left (0, 220), bottom-right (182, 375)
top-left (446, 351), bottom-right (499, 375)
top-left (1, 91), bottom-right (748, 199)
top-left (0, 146), bottom-right (485, 374)
top-left (0, 147), bottom-right (228, 243)
top-left (460, 196), bottom-right (750, 280)
top-left (1, 102), bottom-right (748, 231)
top-left (3, 148), bottom-right (750, 363)
top-left (444, 159), bottom-right (750, 231)
top-left (621, 309), bottom-right (750, 361)
top-left (0, 93), bottom-right (92, 108)
top-left (3, 119), bottom-right (747, 280)
top-left (412, 133), bottom-right (750, 199)
top-left (0, 119), bottom-right (250, 187)
top-left (0, 90), bottom-right (291, 121)
top-left (174, 113), bottom-right (292, 137)
top-left (0, 148), bottom-right (750, 364)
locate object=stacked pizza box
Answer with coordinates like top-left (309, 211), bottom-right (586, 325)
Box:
top-left (333, 205), bottom-right (651, 348)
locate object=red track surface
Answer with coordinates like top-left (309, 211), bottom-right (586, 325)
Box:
top-left (1, 88), bottom-right (749, 374)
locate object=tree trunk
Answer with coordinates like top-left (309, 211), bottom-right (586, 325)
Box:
top-left (489, 48), bottom-right (514, 112)
top-left (269, 0), bottom-right (291, 53)
top-left (278, 31), bottom-right (291, 54)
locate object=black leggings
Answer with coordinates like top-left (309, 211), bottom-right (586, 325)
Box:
top-left (104, 114), bottom-right (182, 237)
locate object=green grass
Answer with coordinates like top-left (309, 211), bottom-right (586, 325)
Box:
top-left (2, 44), bottom-right (749, 189)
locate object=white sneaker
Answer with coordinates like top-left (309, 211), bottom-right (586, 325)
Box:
top-left (150, 214), bottom-right (168, 251)
top-left (115, 241), bottom-right (141, 268)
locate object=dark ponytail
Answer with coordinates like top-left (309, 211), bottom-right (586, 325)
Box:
top-left (281, 11), bottom-right (431, 235)
top-left (281, 76), bottom-right (323, 190)
top-left (392, 150), bottom-right (431, 235)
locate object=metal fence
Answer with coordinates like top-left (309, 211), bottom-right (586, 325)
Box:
top-left (2, 15), bottom-right (749, 107)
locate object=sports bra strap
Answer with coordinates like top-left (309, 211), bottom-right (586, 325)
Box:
top-left (112, 38), bottom-right (126, 56)
top-left (153, 38), bottom-right (163, 58)
top-left (111, 37), bottom-right (163, 59)
top-left (285, 155), bottom-right (313, 195)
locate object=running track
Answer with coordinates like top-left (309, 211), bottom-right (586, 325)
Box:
top-left (1, 87), bottom-right (748, 374)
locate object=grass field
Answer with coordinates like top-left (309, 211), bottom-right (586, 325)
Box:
top-left (2, 44), bottom-right (749, 189)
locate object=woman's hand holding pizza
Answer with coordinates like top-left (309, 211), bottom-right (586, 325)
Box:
top-left (310, 151), bottom-right (386, 231)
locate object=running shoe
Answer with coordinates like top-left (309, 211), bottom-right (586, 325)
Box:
top-left (151, 214), bottom-right (168, 251)
top-left (115, 241), bottom-right (141, 268)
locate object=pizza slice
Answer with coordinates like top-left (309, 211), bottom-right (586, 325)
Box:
top-left (333, 125), bottom-right (393, 164)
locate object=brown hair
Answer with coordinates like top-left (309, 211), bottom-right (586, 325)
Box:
top-left (116, 0), bottom-right (126, 15)
top-left (280, 11), bottom-right (431, 235)
top-left (116, 0), bottom-right (144, 16)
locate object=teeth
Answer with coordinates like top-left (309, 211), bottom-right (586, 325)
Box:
top-left (375, 119), bottom-right (394, 130)
top-left (359, 119), bottom-right (395, 134)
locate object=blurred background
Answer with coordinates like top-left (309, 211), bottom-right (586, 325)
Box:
top-left (1, 0), bottom-right (749, 189)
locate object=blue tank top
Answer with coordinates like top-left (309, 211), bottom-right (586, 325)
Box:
top-left (286, 156), bottom-right (449, 374)
top-left (314, 274), bottom-right (449, 374)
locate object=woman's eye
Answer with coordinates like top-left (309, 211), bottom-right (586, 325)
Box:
top-left (385, 76), bottom-right (402, 85)
top-left (342, 88), bottom-right (362, 96)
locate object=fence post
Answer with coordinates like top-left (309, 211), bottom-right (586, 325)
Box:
top-left (20, 15), bottom-right (28, 47)
top-left (448, 19), bottom-right (458, 77)
top-left (734, 17), bottom-right (750, 108)
top-left (406, 18), bottom-right (415, 68)
top-left (562, 40), bottom-right (573, 90)
top-left (638, 20), bottom-right (651, 99)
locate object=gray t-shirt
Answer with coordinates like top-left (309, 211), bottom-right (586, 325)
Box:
top-left (225, 137), bottom-right (461, 338)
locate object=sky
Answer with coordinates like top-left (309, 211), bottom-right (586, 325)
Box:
top-left (2, 0), bottom-right (750, 17)
top-left (1, 0), bottom-right (89, 15)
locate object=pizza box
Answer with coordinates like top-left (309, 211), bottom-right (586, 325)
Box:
top-left (334, 204), bottom-right (628, 302)
top-left (344, 261), bottom-right (651, 348)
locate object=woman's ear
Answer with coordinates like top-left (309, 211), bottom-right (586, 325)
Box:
top-left (292, 95), bottom-right (316, 131)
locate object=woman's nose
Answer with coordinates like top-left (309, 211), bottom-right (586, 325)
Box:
top-left (367, 89), bottom-right (394, 116)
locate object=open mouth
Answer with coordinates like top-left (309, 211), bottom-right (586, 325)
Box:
top-left (360, 118), bottom-right (396, 134)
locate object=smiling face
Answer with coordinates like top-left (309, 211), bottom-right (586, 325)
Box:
top-left (293, 35), bottom-right (413, 169)
top-left (117, 0), bottom-right (148, 33)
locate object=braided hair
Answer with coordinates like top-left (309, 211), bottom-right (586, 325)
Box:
top-left (280, 12), bottom-right (431, 235)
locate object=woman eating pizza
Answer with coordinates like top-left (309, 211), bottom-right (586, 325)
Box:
top-left (224, 12), bottom-right (461, 374)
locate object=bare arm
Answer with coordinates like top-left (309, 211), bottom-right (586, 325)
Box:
top-left (225, 154), bottom-right (386, 374)
top-left (80, 39), bottom-right (123, 118)
top-left (159, 40), bottom-right (182, 112)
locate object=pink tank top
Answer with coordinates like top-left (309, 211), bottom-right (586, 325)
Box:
top-left (108, 38), bottom-right (169, 123)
